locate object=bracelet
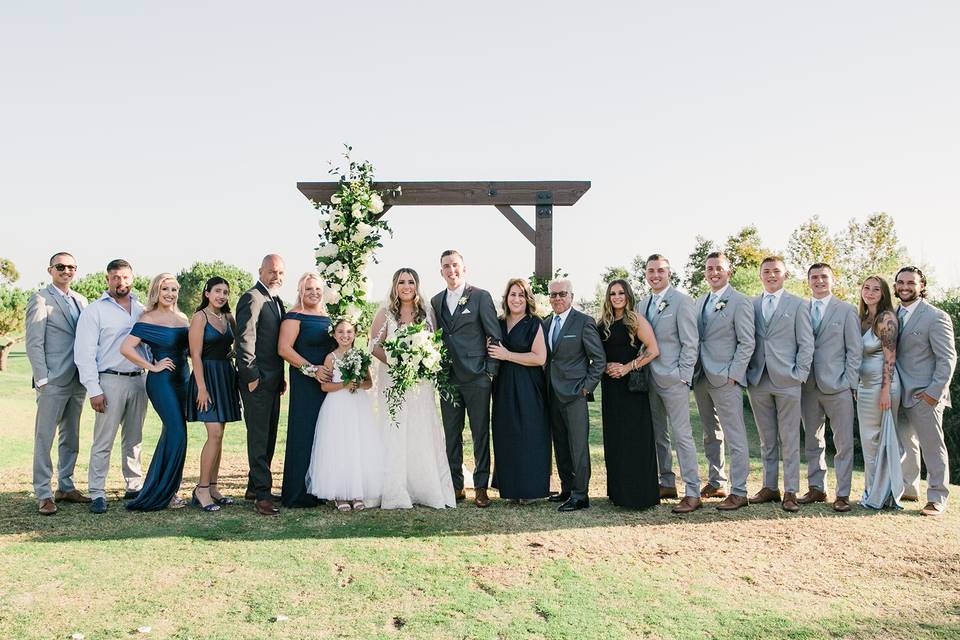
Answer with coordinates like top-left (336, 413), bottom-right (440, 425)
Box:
top-left (299, 363), bottom-right (318, 377)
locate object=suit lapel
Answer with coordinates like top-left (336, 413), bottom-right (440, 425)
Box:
top-left (766, 293), bottom-right (789, 331)
top-left (450, 285), bottom-right (471, 329)
top-left (697, 295), bottom-right (708, 336)
top-left (256, 282), bottom-right (280, 320)
top-left (901, 300), bottom-right (926, 335)
top-left (815, 298), bottom-right (839, 339)
top-left (754, 297), bottom-right (767, 335)
top-left (47, 284), bottom-right (77, 329)
top-left (650, 289), bottom-right (673, 330)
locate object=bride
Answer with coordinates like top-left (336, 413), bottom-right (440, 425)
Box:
top-left (370, 268), bottom-right (456, 510)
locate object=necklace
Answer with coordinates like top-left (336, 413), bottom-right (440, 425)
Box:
top-left (207, 309), bottom-right (224, 320)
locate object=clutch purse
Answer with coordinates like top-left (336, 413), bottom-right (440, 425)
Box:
top-left (627, 366), bottom-right (649, 393)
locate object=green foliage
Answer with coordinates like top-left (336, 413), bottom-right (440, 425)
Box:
top-left (786, 215), bottom-right (839, 297)
top-left (175, 261), bottom-right (254, 315)
top-left (0, 285), bottom-right (30, 339)
top-left (529, 268), bottom-right (568, 296)
top-left (723, 225), bottom-right (772, 297)
top-left (71, 272), bottom-right (151, 303)
top-left (0, 258), bottom-right (19, 286)
top-left (682, 235), bottom-right (717, 299)
top-left (835, 212), bottom-right (908, 300)
top-left (932, 297), bottom-right (960, 485)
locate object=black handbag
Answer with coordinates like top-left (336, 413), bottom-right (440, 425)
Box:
top-left (627, 366), bottom-right (649, 393)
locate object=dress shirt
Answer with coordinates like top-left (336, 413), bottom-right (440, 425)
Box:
top-left (707, 284), bottom-right (730, 311)
top-left (899, 299), bottom-right (919, 327)
top-left (763, 287), bottom-right (784, 310)
top-left (74, 292), bottom-right (146, 397)
top-left (647, 286), bottom-right (670, 320)
top-left (811, 294), bottom-right (832, 328)
top-left (445, 284), bottom-right (466, 315)
top-left (549, 308), bottom-right (573, 350)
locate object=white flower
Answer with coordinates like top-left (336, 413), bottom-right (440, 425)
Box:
top-left (351, 201), bottom-right (363, 211)
top-left (352, 207), bottom-right (364, 219)
top-left (369, 193), bottom-right (384, 213)
top-left (715, 299), bottom-right (728, 312)
top-left (341, 282), bottom-right (354, 297)
top-left (330, 194), bottom-right (341, 205)
top-left (324, 288), bottom-right (341, 304)
top-left (351, 222), bottom-right (373, 243)
top-left (315, 243), bottom-right (338, 259)
top-left (336, 267), bottom-right (350, 282)
top-left (325, 260), bottom-right (342, 275)
top-left (330, 217), bottom-right (346, 233)
top-left (458, 296), bottom-right (468, 307)
top-left (327, 281), bottom-right (341, 292)
top-left (657, 300), bottom-right (669, 313)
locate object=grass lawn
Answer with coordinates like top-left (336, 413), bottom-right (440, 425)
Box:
top-left (1, 343), bottom-right (959, 639)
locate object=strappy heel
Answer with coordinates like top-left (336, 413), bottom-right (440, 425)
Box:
top-left (192, 485), bottom-right (221, 512)
top-left (209, 482), bottom-right (235, 506)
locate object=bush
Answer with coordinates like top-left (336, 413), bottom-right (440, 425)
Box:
top-left (71, 272), bottom-right (151, 303)
top-left (933, 297), bottom-right (960, 485)
top-left (0, 285), bottom-right (29, 339)
top-left (175, 261), bottom-right (254, 315)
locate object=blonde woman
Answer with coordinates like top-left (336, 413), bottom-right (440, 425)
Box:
top-left (278, 272), bottom-right (335, 508)
top-left (119, 273), bottom-right (192, 511)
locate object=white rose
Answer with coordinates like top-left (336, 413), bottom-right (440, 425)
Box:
top-left (331, 194), bottom-right (341, 205)
top-left (315, 243), bottom-right (338, 259)
top-left (324, 288), bottom-right (341, 304)
top-left (341, 283), bottom-right (355, 297)
top-left (369, 193), bottom-right (384, 214)
top-left (352, 207), bottom-right (364, 219)
top-left (325, 260), bottom-right (342, 275)
top-left (330, 217), bottom-right (346, 233)
top-left (351, 201), bottom-right (363, 211)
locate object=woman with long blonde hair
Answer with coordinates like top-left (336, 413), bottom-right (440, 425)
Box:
top-left (277, 272), bottom-right (336, 508)
top-left (119, 273), bottom-right (192, 511)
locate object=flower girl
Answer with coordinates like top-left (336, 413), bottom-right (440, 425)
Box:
top-left (305, 319), bottom-right (384, 511)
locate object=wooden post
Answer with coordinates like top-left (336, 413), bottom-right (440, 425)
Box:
top-left (535, 203), bottom-right (553, 281)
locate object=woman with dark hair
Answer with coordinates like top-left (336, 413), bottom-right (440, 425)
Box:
top-left (857, 275), bottom-right (903, 509)
top-left (186, 276), bottom-right (242, 511)
top-left (597, 279), bottom-right (661, 509)
top-left (486, 278), bottom-right (550, 503)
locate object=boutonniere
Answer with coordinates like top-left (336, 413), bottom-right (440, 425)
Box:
top-left (458, 296), bottom-right (469, 307)
top-left (657, 300), bottom-right (669, 313)
top-left (714, 299), bottom-right (728, 312)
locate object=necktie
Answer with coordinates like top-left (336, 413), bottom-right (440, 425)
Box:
top-left (898, 306), bottom-right (906, 327)
top-left (812, 300), bottom-right (822, 332)
top-left (273, 296), bottom-right (283, 317)
top-left (68, 295), bottom-right (81, 322)
top-left (702, 293), bottom-right (714, 322)
top-left (763, 294), bottom-right (775, 323)
top-left (647, 295), bottom-right (659, 322)
top-left (551, 315), bottom-right (562, 350)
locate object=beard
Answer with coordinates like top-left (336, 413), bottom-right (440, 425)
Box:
top-left (895, 289), bottom-right (917, 303)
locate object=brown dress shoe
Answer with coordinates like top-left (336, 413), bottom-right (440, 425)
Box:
top-left (38, 498), bottom-right (58, 515)
top-left (659, 486), bottom-right (679, 500)
top-left (797, 488), bottom-right (827, 504)
top-left (255, 499), bottom-right (280, 516)
top-left (454, 490), bottom-right (466, 502)
top-left (920, 502), bottom-right (945, 517)
top-left (246, 490), bottom-right (281, 501)
top-left (833, 496), bottom-right (851, 512)
top-left (716, 495), bottom-right (748, 511)
top-left (671, 496), bottom-right (703, 514)
top-left (474, 488), bottom-right (491, 508)
top-left (782, 492), bottom-right (800, 512)
top-left (54, 489), bottom-right (92, 504)
top-left (901, 494), bottom-right (919, 502)
top-left (748, 487), bottom-right (782, 504)
top-left (700, 484), bottom-right (727, 499)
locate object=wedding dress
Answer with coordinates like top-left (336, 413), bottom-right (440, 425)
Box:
top-left (373, 311), bottom-right (457, 510)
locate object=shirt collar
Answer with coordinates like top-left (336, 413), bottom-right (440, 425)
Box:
top-left (709, 284), bottom-right (729, 300)
top-left (446, 284), bottom-right (466, 299)
top-left (554, 307), bottom-right (573, 325)
top-left (764, 287), bottom-right (784, 302)
top-left (812, 293), bottom-right (832, 307)
top-left (652, 285), bottom-right (670, 300)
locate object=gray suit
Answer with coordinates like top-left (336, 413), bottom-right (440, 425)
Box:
top-left (895, 299), bottom-right (957, 506)
top-left (431, 285), bottom-right (502, 491)
top-left (800, 297), bottom-right (862, 498)
top-left (638, 287), bottom-right (701, 497)
top-left (25, 284), bottom-right (88, 501)
top-left (746, 290), bottom-right (814, 494)
top-left (544, 308), bottom-right (605, 501)
top-left (693, 286), bottom-right (755, 497)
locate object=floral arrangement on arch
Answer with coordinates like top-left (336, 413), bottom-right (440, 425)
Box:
top-left (313, 145), bottom-right (393, 329)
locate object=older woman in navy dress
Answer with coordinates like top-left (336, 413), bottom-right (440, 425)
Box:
top-left (120, 273), bottom-right (191, 512)
top-left (278, 272), bottom-right (335, 508)
top-left (487, 278), bottom-right (551, 503)
top-left (187, 277), bottom-right (242, 511)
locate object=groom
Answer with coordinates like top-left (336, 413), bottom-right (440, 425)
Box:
top-left (431, 250), bottom-right (502, 507)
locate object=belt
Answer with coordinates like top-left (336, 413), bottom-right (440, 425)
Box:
top-left (100, 369), bottom-right (144, 377)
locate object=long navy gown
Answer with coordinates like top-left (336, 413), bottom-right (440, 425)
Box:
top-left (491, 314), bottom-right (551, 500)
top-left (186, 321), bottom-right (241, 424)
top-left (127, 323), bottom-right (190, 512)
top-left (280, 312), bottom-right (335, 508)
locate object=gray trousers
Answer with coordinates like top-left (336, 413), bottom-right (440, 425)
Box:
top-left (33, 379), bottom-right (86, 500)
top-left (440, 376), bottom-right (492, 491)
top-left (87, 374), bottom-right (146, 500)
top-left (800, 383), bottom-right (855, 497)
top-left (898, 401), bottom-right (950, 506)
top-left (648, 381), bottom-right (700, 497)
top-left (748, 372), bottom-right (802, 494)
top-left (549, 395), bottom-right (591, 501)
top-left (694, 378), bottom-right (750, 497)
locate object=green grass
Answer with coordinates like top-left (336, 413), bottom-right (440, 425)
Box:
top-left (1, 343), bottom-right (959, 639)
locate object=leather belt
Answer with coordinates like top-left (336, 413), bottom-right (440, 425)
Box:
top-left (100, 369), bottom-right (144, 377)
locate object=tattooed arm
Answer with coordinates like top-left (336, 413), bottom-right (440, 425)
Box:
top-left (876, 310), bottom-right (899, 411)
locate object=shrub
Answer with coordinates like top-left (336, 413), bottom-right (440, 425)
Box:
top-left (175, 261), bottom-right (254, 315)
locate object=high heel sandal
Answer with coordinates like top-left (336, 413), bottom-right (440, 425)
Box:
top-left (335, 500), bottom-right (351, 512)
top-left (192, 485), bottom-right (221, 512)
top-left (208, 482), bottom-right (235, 506)
top-left (352, 500), bottom-right (365, 511)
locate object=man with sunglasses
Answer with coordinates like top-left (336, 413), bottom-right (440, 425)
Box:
top-left (26, 252), bottom-right (90, 515)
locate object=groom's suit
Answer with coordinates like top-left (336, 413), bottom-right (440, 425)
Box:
top-left (431, 284), bottom-right (502, 492)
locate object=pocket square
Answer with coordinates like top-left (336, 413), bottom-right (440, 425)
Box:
top-left (661, 313), bottom-right (675, 318)
top-left (563, 334), bottom-right (576, 338)
top-left (461, 308), bottom-right (471, 314)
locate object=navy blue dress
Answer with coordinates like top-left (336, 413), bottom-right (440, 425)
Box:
top-left (186, 320), bottom-right (241, 423)
top-left (491, 315), bottom-right (551, 500)
top-left (280, 312), bottom-right (335, 508)
top-left (127, 323), bottom-right (190, 512)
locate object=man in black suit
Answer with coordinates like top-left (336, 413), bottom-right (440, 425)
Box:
top-left (543, 278), bottom-right (605, 512)
top-left (236, 254), bottom-right (286, 516)
top-left (430, 250), bottom-right (502, 507)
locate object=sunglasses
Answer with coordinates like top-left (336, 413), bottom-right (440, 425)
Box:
top-left (548, 291), bottom-right (570, 299)
top-left (52, 264), bottom-right (77, 272)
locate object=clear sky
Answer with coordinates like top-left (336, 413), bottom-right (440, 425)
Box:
top-left (3, 2), bottom-right (958, 303)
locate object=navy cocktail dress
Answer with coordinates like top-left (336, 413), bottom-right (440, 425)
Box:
top-left (186, 321), bottom-right (241, 424)
top-left (127, 323), bottom-right (190, 512)
top-left (491, 315), bottom-right (551, 500)
top-left (280, 312), bottom-right (335, 508)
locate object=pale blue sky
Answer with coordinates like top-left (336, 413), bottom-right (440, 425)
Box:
top-left (3, 2), bottom-right (958, 302)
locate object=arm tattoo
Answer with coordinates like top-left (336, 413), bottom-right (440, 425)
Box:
top-left (878, 313), bottom-right (898, 388)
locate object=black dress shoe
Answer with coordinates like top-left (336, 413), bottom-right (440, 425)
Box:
top-left (89, 497), bottom-right (108, 514)
top-left (123, 490), bottom-right (141, 500)
top-left (557, 497), bottom-right (589, 512)
top-left (547, 492), bottom-right (571, 503)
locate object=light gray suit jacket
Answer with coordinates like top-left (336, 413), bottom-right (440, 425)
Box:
top-left (694, 287), bottom-right (755, 388)
top-left (638, 287), bottom-right (699, 389)
top-left (807, 297), bottom-right (862, 394)
top-left (543, 308), bottom-right (606, 404)
top-left (896, 299), bottom-right (957, 408)
top-left (25, 284), bottom-right (88, 387)
top-left (747, 290), bottom-right (814, 388)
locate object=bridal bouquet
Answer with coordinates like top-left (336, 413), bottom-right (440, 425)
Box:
top-left (381, 322), bottom-right (456, 426)
top-left (337, 348), bottom-right (372, 392)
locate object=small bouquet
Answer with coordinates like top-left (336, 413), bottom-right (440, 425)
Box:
top-left (337, 348), bottom-right (372, 392)
top-left (381, 322), bottom-right (457, 426)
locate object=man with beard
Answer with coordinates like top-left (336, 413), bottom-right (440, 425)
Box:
top-left (236, 254), bottom-right (287, 516)
top-left (74, 259), bottom-right (147, 514)
top-left (893, 266), bottom-right (956, 516)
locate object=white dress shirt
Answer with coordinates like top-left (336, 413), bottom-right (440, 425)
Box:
top-left (445, 284), bottom-right (466, 315)
top-left (899, 299), bottom-right (920, 326)
top-left (549, 308), bottom-right (573, 350)
top-left (74, 292), bottom-right (146, 397)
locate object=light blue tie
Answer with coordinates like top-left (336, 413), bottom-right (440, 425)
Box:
top-left (702, 293), bottom-right (714, 322)
top-left (647, 295), bottom-right (659, 322)
top-left (551, 315), bottom-right (562, 350)
top-left (812, 300), bottom-right (822, 332)
top-left (763, 294), bottom-right (775, 323)
top-left (898, 306), bottom-right (906, 327)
